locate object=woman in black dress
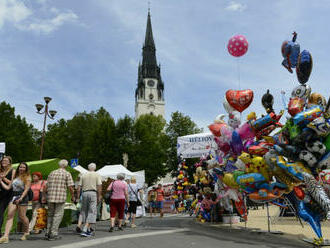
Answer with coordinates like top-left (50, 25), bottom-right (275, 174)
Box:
top-left (0, 156), bottom-right (15, 230)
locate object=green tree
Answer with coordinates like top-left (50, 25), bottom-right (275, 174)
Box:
top-left (165, 111), bottom-right (202, 172)
top-left (114, 115), bottom-right (135, 164)
top-left (130, 114), bottom-right (169, 185)
top-left (0, 101), bottom-right (39, 162)
top-left (87, 108), bottom-right (117, 168)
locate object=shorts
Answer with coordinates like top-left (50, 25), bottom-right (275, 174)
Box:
top-left (128, 201), bottom-right (137, 214)
top-left (12, 192), bottom-right (29, 206)
top-left (149, 201), bottom-right (156, 208)
top-left (110, 199), bottom-right (125, 219)
top-left (155, 201), bottom-right (164, 209)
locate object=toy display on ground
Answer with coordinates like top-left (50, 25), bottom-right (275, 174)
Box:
top-left (183, 32), bottom-right (330, 246)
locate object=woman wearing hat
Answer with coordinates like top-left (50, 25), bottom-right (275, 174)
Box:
top-left (29, 172), bottom-right (46, 234)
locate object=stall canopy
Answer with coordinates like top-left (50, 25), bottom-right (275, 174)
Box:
top-left (132, 170), bottom-right (145, 188)
top-left (97, 164), bottom-right (134, 180)
top-left (177, 132), bottom-right (217, 158)
top-left (73, 165), bottom-right (89, 175)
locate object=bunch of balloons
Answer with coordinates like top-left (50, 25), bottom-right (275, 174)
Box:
top-left (186, 33), bottom-right (329, 245)
top-left (172, 156), bottom-right (193, 207)
top-left (201, 33), bottom-right (329, 243)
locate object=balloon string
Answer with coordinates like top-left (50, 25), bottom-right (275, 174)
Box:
top-left (237, 58), bottom-right (241, 90)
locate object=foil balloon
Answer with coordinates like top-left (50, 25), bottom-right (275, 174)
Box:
top-left (308, 92), bottom-right (326, 109)
top-left (223, 96), bottom-right (236, 113)
top-left (214, 136), bottom-right (231, 154)
top-left (303, 172), bottom-right (330, 218)
top-left (291, 84), bottom-right (311, 100)
top-left (228, 111), bottom-right (241, 129)
top-left (214, 114), bottom-right (226, 124)
top-left (227, 35), bottom-right (248, 57)
top-left (325, 134), bottom-right (330, 151)
top-left (231, 130), bottom-right (243, 155)
top-left (243, 139), bottom-right (254, 152)
top-left (238, 122), bottom-right (255, 141)
top-left (236, 173), bottom-right (266, 185)
top-left (281, 32), bottom-right (300, 73)
top-left (261, 89), bottom-right (274, 113)
top-left (293, 105), bottom-right (323, 126)
top-left (288, 97), bottom-right (305, 116)
top-left (226, 89), bottom-right (254, 113)
top-left (297, 201), bottom-right (322, 238)
top-left (296, 50), bottom-right (313, 85)
top-left (318, 152), bottom-right (330, 169)
top-left (294, 186), bottom-right (305, 200)
top-left (307, 117), bottom-right (330, 136)
top-left (209, 123), bottom-right (224, 137)
top-left (250, 112), bottom-right (282, 132)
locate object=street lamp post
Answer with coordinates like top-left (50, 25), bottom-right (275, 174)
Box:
top-left (35, 97), bottom-right (57, 160)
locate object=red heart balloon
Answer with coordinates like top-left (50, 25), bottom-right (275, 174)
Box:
top-left (225, 89), bottom-right (254, 113)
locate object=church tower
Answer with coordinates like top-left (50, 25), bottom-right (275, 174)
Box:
top-left (135, 11), bottom-right (165, 119)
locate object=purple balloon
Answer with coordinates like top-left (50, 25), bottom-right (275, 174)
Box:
top-left (231, 130), bottom-right (243, 155)
top-left (243, 139), bottom-right (254, 152)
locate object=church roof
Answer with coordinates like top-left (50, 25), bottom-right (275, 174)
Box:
top-left (141, 11), bottom-right (158, 79)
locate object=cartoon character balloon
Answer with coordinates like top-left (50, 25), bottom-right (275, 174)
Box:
top-left (261, 89), bottom-right (274, 114)
top-left (227, 35), bottom-right (248, 57)
top-left (281, 32), bottom-right (300, 73)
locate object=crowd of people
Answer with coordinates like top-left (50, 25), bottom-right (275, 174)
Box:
top-left (0, 156), bottom-right (151, 243)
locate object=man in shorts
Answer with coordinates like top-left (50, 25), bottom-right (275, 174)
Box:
top-left (155, 184), bottom-right (165, 217)
top-left (148, 187), bottom-right (157, 217)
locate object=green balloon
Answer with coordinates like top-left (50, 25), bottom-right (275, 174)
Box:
top-left (325, 134), bottom-right (330, 151)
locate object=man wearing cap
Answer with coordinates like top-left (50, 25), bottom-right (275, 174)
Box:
top-left (76, 163), bottom-right (102, 237)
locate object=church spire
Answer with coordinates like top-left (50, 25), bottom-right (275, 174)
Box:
top-left (142, 10), bottom-right (158, 78)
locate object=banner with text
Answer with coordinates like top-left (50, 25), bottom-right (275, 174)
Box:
top-left (177, 133), bottom-right (217, 158)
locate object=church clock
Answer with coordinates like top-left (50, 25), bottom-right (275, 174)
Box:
top-left (147, 80), bottom-right (155, 87)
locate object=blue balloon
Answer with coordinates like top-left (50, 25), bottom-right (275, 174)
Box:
top-left (282, 41), bottom-right (300, 72)
top-left (296, 50), bottom-right (313, 84)
top-left (231, 130), bottom-right (243, 155)
top-left (297, 201), bottom-right (322, 238)
top-left (236, 173), bottom-right (266, 185)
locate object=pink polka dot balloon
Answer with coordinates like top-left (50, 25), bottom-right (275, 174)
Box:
top-left (227, 35), bottom-right (248, 57)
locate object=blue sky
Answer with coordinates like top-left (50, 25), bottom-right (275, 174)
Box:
top-left (0, 0), bottom-right (329, 131)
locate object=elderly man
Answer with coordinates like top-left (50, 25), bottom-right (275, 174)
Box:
top-left (76, 163), bottom-right (102, 237)
top-left (44, 159), bottom-right (75, 241)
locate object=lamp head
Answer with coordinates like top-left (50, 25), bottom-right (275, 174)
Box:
top-left (35, 104), bottom-right (44, 112)
top-left (44, 97), bottom-right (52, 104)
top-left (49, 110), bottom-right (57, 118)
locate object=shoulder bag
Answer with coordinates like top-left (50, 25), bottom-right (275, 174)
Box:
top-left (129, 184), bottom-right (142, 206)
top-left (104, 181), bottom-right (116, 205)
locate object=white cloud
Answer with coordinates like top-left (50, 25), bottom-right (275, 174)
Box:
top-left (20, 10), bottom-right (78, 34)
top-left (0, 0), bottom-right (79, 34)
top-left (0, 0), bottom-right (32, 28)
top-left (225, 1), bottom-right (247, 12)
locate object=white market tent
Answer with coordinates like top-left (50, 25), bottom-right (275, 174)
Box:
top-left (73, 165), bottom-right (88, 175)
top-left (132, 170), bottom-right (145, 188)
top-left (97, 164), bottom-right (134, 181)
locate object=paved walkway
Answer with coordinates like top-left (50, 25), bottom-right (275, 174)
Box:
top-left (1, 214), bottom-right (312, 248)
